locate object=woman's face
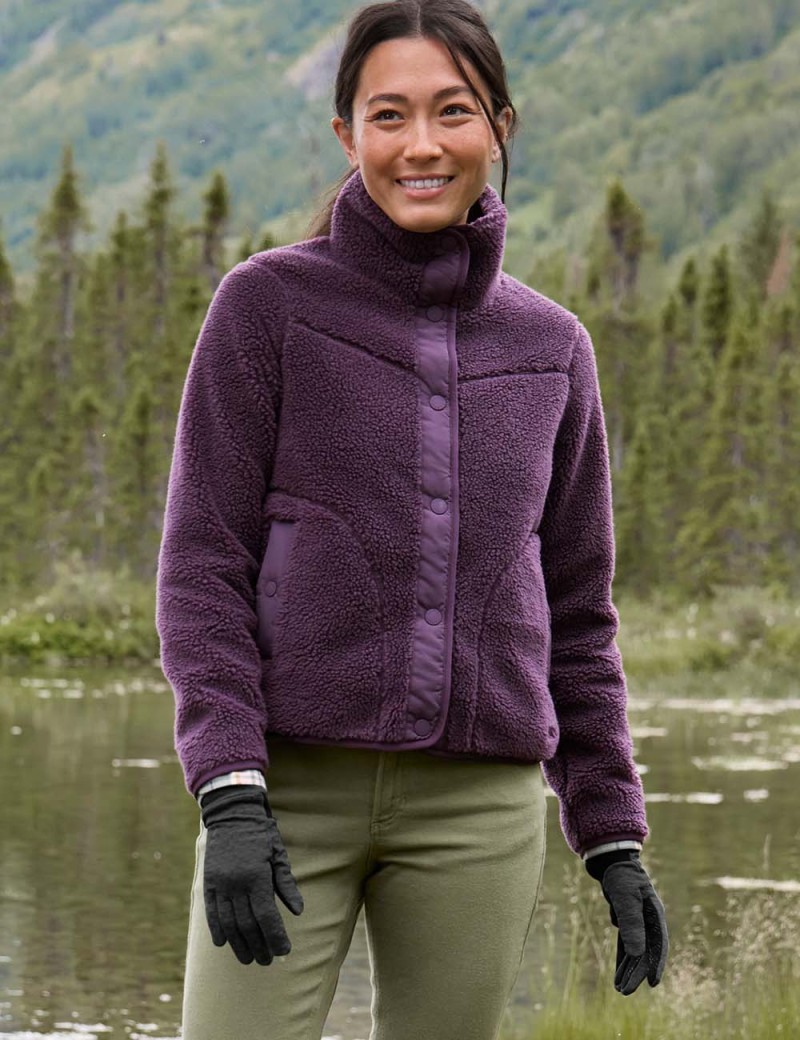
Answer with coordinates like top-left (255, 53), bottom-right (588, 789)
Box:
top-left (332, 35), bottom-right (510, 234)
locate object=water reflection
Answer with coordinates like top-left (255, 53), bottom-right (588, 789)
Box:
top-left (2, 664), bottom-right (800, 1038)
top-left (691, 756), bottom-right (789, 771)
top-left (713, 877), bottom-right (800, 893)
top-left (647, 792), bottom-right (724, 803)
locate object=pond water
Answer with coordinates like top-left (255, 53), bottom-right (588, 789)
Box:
top-left (2, 663), bottom-right (800, 1039)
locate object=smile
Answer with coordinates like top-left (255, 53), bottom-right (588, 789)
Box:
top-left (397, 176), bottom-right (454, 189)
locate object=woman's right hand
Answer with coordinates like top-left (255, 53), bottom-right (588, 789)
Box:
top-left (200, 784), bottom-right (305, 965)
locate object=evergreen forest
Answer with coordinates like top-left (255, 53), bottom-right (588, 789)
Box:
top-left (0, 142), bottom-right (798, 612)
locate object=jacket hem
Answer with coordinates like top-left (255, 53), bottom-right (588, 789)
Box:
top-left (265, 730), bottom-right (540, 766)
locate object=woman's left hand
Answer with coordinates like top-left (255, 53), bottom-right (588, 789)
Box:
top-left (597, 857), bottom-right (668, 995)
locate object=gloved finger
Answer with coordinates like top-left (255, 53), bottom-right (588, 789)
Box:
top-left (217, 895), bottom-right (255, 965)
top-left (232, 892), bottom-right (272, 966)
top-left (644, 897), bottom-right (668, 986)
top-left (614, 898), bottom-right (646, 958)
top-left (615, 951), bottom-right (649, 996)
top-left (615, 930), bottom-right (625, 972)
top-left (250, 887), bottom-right (292, 957)
top-left (203, 886), bottom-right (226, 948)
top-left (271, 842), bottom-right (305, 915)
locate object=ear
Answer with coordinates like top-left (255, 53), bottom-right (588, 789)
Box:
top-left (491, 106), bottom-right (513, 162)
top-left (331, 116), bottom-right (359, 168)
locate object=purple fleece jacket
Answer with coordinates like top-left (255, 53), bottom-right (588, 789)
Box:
top-left (155, 171), bottom-right (648, 855)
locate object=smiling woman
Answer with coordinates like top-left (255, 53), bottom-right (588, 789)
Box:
top-left (155, 1), bottom-right (666, 1038)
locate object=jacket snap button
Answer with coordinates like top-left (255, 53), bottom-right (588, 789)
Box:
top-left (426, 305), bottom-right (444, 322)
top-left (424, 608), bottom-right (442, 625)
top-left (414, 718), bottom-right (433, 737)
top-left (264, 580), bottom-right (278, 596)
top-left (431, 498), bottom-right (447, 514)
top-left (430, 395), bottom-right (446, 410)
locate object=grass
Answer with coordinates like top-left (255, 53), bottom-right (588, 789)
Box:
top-left (502, 862), bottom-right (800, 1040)
top-left (616, 585), bottom-right (800, 683)
top-left (0, 550), bottom-right (158, 664)
top-left (1, 553), bottom-right (799, 681)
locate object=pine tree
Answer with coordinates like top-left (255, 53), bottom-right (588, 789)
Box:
top-left (67, 253), bottom-right (115, 567)
top-left (678, 257), bottom-right (700, 309)
top-left (71, 385), bottom-right (109, 567)
top-left (35, 144), bottom-right (92, 384)
top-left (201, 170), bottom-right (230, 293)
top-left (139, 141), bottom-right (196, 533)
top-left (701, 244), bottom-right (733, 365)
top-left (582, 182), bottom-right (652, 475)
top-left (739, 188), bottom-right (781, 302)
top-left (108, 211), bottom-right (136, 403)
top-left (113, 378), bottom-right (162, 573)
top-left (615, 330), bottom-right (671, 595)
top-left (665, 255), bottom-right (714, 574)
top-left (675, 305), bottom-right (767, 591)
top-left (22, 145), bottom-right (92, 578)
top-left (605, 179), bottom-right (646, 311)
top-left (143, 141), bottom-right (177, 342)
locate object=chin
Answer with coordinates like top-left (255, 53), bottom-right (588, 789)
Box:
top-left (391, 209), bottom-right (459, 234)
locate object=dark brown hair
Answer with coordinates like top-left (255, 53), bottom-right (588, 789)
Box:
top-left (307, 0), bottom-right (518, 238)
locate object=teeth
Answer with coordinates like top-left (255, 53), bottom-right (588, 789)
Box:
top-left (400, 177), bottom-right (450, 189)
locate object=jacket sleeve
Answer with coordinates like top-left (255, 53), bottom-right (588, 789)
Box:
top-left (155, 259), bottom-right (286, 798)
top-left (538, 321), bottom-right (648, 856)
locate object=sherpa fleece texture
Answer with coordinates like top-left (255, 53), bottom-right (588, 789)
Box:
top-left (155, 170), bottom-right (648, 855)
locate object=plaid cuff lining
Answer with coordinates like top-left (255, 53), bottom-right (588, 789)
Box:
top-left (196, 769), bottom-right (267, 803)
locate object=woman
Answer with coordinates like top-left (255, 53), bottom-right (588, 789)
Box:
top-left (155, 2), bottom-right (668, 1038)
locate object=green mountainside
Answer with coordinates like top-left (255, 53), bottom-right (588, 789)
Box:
top-left (2, 0), bottom-right (800, 280)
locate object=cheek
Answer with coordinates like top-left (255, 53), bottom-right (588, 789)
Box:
top-left (452, 127), bottom-right (495, 163)
top-left (457, 124), bottom-right (495, 157)
top-left (357, 128), bottom-right (396, 162)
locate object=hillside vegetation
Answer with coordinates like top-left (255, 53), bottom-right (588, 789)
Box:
top-left (2, 0), bottom-right (800, 281)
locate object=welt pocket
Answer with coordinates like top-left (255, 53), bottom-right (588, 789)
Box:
top-left (256, 518), bottom-right (296, 658)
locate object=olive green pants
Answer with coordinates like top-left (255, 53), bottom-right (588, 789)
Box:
top-left (181, 735), bottom-right (547, 1040)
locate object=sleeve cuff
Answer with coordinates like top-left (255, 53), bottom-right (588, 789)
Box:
top-left (196, 769), bottom-right (267, 805)
top-left (582, 840), bottom-right (643, 861)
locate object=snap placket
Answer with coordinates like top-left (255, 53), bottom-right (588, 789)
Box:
top-left (404, 231), bottom-right (469, 743)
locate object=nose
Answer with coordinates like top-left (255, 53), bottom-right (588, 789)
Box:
top-left (403, 118), bottom-right (444, 162)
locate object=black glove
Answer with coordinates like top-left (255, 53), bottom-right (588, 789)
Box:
top-left (586, 850), bottom-right (668, 995)
top-left (200, 784), bottom-right (304, 966)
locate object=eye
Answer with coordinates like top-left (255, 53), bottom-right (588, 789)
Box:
top-left (372, 109), bottom-right (402, 122)
top-left (441, 103), bottom-right (472, 117)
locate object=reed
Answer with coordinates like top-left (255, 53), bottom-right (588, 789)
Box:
top-left (502, 861), bottom-right (800, 1039)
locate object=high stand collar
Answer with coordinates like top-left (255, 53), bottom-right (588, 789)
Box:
top-left (328, 170), bottom-right (508, 310)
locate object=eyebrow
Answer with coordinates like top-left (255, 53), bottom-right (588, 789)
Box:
top-left (364, 85), bottom-right (475, 107)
